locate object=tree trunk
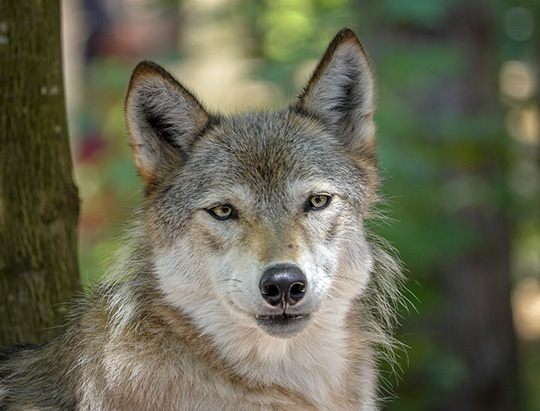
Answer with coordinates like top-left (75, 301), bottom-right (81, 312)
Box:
top-left (437, 5), bottom-right (520, 410)
top-left (0, 0), bottom-right (80, 346)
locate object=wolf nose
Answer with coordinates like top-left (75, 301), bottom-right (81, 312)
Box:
top-left (259, 264), bottom-right (307, 307)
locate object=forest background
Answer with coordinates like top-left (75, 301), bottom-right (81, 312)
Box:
top-left (4, 0), bottom-right (539, 410)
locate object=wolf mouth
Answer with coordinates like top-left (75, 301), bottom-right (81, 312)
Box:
top-left (254, 313), bottom-right (311, 337)
top-left (254, 313), bottom-right (307, 322)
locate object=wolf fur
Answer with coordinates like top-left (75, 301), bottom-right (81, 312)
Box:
top-left (0, 28), bottom-right (402, 410)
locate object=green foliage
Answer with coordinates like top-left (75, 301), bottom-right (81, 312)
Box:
top-left (379, 0), bottom-right (450, 28)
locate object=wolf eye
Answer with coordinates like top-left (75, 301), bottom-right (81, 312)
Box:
top-left (207, 204), bottom-right (237, 220)
top-left (306, 194), bottom-right (332, 211)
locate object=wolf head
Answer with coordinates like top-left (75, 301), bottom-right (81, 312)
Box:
top-left (125, 29), bottom-right (378, 341)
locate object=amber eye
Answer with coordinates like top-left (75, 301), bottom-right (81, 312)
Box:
top-left (207, 204), bottom-right (237, 220)
top-left (306, 194), bottom-right (332, 211)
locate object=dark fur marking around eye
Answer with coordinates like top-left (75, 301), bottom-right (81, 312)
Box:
top-left (206, 204), bottom-right (238, 221)
top-left (325, 220), bottom-right (340, 244)
top-left (304, 195), bottom-right (332, 212)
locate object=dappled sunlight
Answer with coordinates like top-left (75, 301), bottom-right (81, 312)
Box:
top-left (513, 279), bottom-right (540, 341)
top-left (499, 55), bottom-right (539, 348)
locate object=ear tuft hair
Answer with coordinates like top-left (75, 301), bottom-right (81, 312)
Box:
top-left (295, 28), bottom-right (375, 153)
top-left (125, 61), bottom-right (210, 188)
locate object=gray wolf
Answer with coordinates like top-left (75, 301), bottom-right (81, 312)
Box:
top-left (0, 28), bottom-right (402, 410)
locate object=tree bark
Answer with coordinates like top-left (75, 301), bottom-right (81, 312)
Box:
top-left (0, 0), bottom-right (80, 346)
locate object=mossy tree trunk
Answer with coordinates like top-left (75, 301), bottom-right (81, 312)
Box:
top-left (0, 0), bottom-right (80, 346)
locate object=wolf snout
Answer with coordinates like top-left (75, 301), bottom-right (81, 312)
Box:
top-left (259, 264), bottom-right (307, 308)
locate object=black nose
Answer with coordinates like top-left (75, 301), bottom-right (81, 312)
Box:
top-left (259, 264), bottom-right (307, 307)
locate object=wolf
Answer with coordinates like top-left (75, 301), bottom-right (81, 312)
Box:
top-left (0, 28), bottom-right (402, 410)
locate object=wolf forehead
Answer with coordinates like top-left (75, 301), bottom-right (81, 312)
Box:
top-left (170, 110), bottom-right (373, 201)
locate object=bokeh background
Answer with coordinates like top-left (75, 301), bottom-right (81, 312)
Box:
top-left (60, 0), bottom-right (539, 409)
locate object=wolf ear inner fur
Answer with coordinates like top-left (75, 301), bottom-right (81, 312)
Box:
top-left (295, 28), bottom-right (375, 152)
top-left (125, 60), bottom-right (210, 186)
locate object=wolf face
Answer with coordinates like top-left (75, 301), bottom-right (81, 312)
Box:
top-left (125, 30), bottom-right (378, 343)
top-left (0, 29), bottom-right (401, 410)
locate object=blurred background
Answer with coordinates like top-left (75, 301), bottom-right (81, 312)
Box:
top-left (60, 0), bottom-right (539, 409)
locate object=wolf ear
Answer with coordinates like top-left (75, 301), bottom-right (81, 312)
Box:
top-left (295, 29), bottom-right (375, 153)
top-left (125, 61), bottom-right (210, 186)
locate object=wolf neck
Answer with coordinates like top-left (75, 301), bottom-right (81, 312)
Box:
top-left (178, 295), bottom-right (353, 405)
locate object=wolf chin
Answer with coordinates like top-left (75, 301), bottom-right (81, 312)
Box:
top-left (0, 29), bottom-right (403, 410)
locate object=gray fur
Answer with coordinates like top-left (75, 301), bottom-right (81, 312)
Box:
top-left (0, 28), bottom-right (403, 410)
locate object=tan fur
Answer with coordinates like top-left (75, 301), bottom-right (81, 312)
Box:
top-left (0, 29), bottom-right (403, 410)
